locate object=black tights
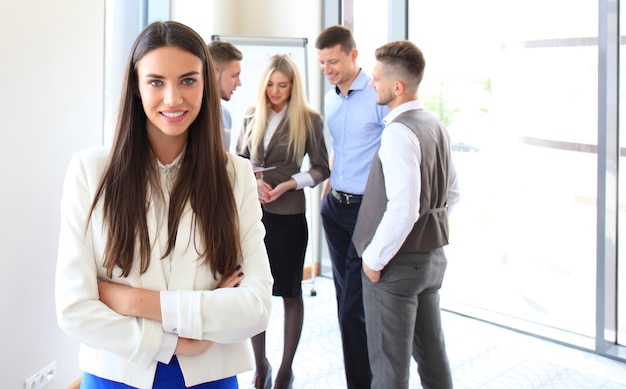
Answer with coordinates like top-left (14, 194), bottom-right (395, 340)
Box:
top-left (251, 295), bottom-right (303, 388)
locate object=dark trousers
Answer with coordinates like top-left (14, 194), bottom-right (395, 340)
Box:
top-left (321, 193), bottom-right (371, 389)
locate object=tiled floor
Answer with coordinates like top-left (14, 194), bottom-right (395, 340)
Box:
top-left (238, 276), bottom-right (626, 389)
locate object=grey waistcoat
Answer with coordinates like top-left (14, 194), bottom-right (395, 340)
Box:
top-left (352, 108), bottom-right (451, 257)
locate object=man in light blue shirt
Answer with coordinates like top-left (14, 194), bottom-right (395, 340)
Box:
top-left (324, 70), bottom-right (387, 194)
top-left (316, 25), bottom-right (387, 389)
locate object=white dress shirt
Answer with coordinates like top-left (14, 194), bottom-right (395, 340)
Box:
top-left (264, 104), bottom-right (314, 189)
top-left (155, 152), bottom-right (184, 285)
top-left (361, 100), bottom-right (460, 271)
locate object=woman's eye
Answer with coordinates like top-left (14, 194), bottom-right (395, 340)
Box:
top-left (149, 80), bottom-right (163, 87)
top-left (182, 78), bottom-right (195, 86)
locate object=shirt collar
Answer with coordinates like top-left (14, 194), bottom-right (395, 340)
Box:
top-left (383, 100), bottom-right (423, 127)
top-left (157, 148), bottom-right (185, 174)
top-left (334, 68), bottom-right (371, 95)
top-left (269, 103), bottom-right (288, 118)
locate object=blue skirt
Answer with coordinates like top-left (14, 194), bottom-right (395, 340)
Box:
top-left (81, 356), bottom-right (238, 388)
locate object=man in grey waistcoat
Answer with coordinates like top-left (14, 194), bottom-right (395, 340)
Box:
top-left (352, 40), bottom-right (460, 389)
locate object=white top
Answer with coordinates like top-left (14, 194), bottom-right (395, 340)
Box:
top-left (361, 100), bottom-right (461, 271)
top-left (264, 104), bottom-right (314, 189)
top-left (155, 152), bottom-right (184, 285)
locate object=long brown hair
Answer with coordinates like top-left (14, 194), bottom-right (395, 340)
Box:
top-left (90, 21), bottom-right (241, 279)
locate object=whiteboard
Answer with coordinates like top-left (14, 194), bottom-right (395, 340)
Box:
top-left (211, 35), bottom-right (323, 280)
top-left (210, 35), bottom-right (309, 153)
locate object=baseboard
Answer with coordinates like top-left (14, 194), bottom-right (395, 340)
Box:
top-left (67, 377), bottom-right (81, 389)
top-left (303, 262), bottom-right (320, 280)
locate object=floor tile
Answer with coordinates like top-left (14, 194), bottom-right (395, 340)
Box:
top-left (238, 276), bottom-right (626, 389)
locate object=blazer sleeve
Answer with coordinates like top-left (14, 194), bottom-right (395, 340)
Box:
top-left (235, 106), bottom-right (256, 158)
top-left (304, 112), bottom-right (330, 185)
top-left (55, 148), bottom-right (178, 366)
top-left (159, 155), bottom-right (273, 343)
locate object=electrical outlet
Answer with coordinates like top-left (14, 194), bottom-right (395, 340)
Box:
top-left (24, 361), bottom-right (56, 389)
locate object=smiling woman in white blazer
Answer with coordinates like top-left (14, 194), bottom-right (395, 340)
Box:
top-left (55, 21), bottom-right (273, 389)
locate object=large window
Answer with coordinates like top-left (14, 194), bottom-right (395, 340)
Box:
top-left (618, 2), bottom-right (626, 347)
top-left (410, 0), bottom-right (600, 346)
top-left (352, 0), bottom-right (388, 76)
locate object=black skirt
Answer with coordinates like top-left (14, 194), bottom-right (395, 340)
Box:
top-left (262, 210), bottom-right (308, 297)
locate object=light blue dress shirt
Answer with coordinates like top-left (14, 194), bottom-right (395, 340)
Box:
top-left (324, 69), bottom-right (388, 194)
top-left (221, 104), bottom-right (232, 148)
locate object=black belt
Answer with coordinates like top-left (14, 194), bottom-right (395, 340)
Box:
top-left (331, 188), bottom-right (363, 205)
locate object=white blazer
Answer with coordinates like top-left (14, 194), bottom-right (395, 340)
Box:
top-left (55, 146), bottom-right (273, 389)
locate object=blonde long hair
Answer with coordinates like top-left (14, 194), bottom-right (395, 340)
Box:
top-left (246, 54), bottom-right (314, 163)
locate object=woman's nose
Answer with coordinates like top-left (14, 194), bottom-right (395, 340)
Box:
top-left (164, 86), bottom-right (183, 106)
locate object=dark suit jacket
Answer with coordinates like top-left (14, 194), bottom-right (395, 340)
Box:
top-left (236, 105), bottom-right (330, 215)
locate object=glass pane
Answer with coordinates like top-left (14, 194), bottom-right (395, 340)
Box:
top-left (409, 0), bottom-right (598, 340)
top-left (618, 4), bottom-right (626, 347)
top-left (353, 0), bottom-right (388, 74)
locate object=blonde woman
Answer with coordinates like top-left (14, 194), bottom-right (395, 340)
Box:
top-left (236, 54), bottom-right (329, 389)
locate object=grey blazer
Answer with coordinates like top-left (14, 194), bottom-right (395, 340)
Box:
top-left (236, 106), bottom-right (330, 215)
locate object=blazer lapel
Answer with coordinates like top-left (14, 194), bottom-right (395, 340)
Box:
top-left (265, 116), bottom-right (289, 156)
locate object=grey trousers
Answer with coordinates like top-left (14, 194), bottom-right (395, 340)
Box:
top-left (362, 248), bottom-right (453, 389)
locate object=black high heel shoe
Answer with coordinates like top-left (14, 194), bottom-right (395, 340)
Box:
top-left (284, 374), bottom-right (294, 389)
top-left (274, 373), bottom-right (294, 389)
top-left (251, 363), bottom-right (272, 389)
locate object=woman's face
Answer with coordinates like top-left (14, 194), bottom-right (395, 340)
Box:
top-left (136, 46), bottom-right (204, 145)
top-left (266, 70), bottom-right (292, 112)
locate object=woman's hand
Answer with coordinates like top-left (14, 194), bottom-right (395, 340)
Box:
top-left (256, 178), bottom-right (273, 204)
top-left (175, 337), bottom-right (213, 356)
top-left (217, 265), bottom-right (244, 288)
top-left (264, 178), bottom-right (297, 204)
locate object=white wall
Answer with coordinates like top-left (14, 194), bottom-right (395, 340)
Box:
top-left (0, 1), bottom-right (322, 387)
top-left (0, 1), bottom-right (104, 388)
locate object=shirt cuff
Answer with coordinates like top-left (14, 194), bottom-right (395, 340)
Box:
top-left (291, 172), bottom-right (314, 189)
top-left (160, 290), bottom-right (204, 339)
top-left (362, 250), bottom-right (386, 272)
